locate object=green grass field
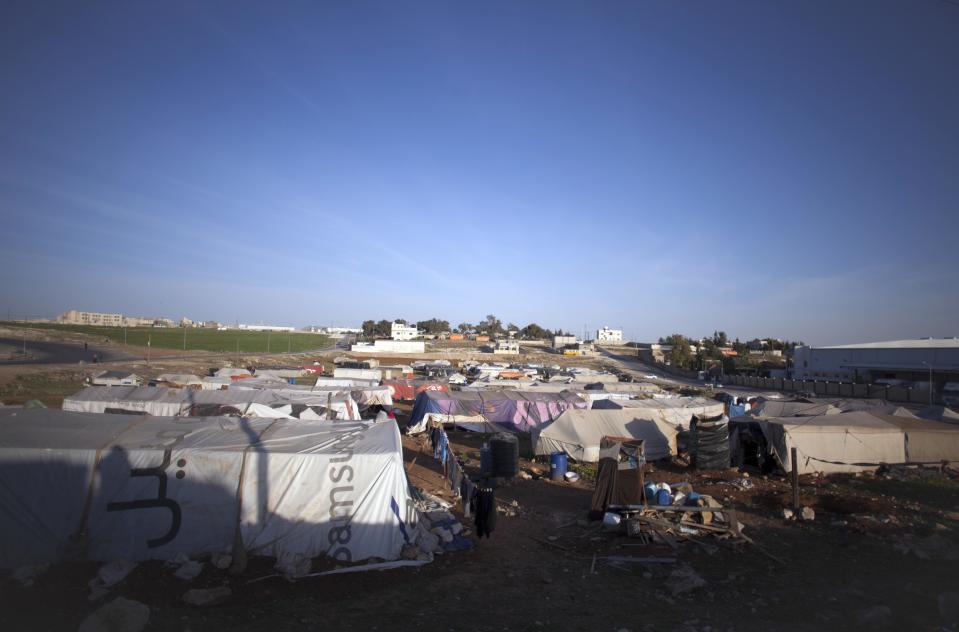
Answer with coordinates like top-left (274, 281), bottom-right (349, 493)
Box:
top-left (1, 321), bottom-right (330, 353)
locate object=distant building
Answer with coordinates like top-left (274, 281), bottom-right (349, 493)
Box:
top-left (792, 338), bottom-right (959, 387)
top-left (58, 310), bottom-right (124, 327)
top-left (391, 321), bottom-right (418, 341)
top-left (58, 310), bottom-right (167, 328)
top-left (351, 340), bottom-right (425, 354)
top-left (553, 334), bottom-right (578, 349)
top-left (493, 339), bottom-right (520, 355)
top-left (237, 324), bottom-right (296, 333)
top-left (596, 327), bottom-right (623, 343)
top-left (310, 326), bottom-right (363, 335)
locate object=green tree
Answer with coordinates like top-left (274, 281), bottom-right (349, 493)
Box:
top-left (520, 323), bottom-right (551, 339)
top-left (479, 314), bottom-right (503, 336)
top-left (374, 319), bottom-right (392, 337)
top-left (361, 320), bottom-right (376, 337)
top-left (665, 333), bottom-right (693, 369)
top-left (457, 322), bottom-right (473, 333)
top-left (416, 318), bottom-right (450, 334)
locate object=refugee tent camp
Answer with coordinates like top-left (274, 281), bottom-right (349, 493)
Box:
top-left (731, 411), bottom-right (959, 475)
top-left (63, 386), bottom-right (360, 420)
top-left (407, 389), bottom-right (587, 434)
top-left (0, 409), bottom-right (415, 568)
top-left (531, 409), bottom-right (679, 462)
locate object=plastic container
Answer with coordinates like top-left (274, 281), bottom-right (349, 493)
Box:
top-left (655, 488), bottom-right (672, 506)
top-left (480, 445), bottom-right (491, 476)
top-left (489, 434), bottom-right (519, 478)
top-left (550, 451), bottom-right (569, 481)
top-left (644, 483), bottom-right (658, 504)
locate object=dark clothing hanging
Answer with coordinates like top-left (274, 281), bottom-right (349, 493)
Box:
top-left (472, 485), bottom-right (497, 538)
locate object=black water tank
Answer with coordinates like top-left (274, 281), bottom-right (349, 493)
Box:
top-left (489, 433), bottom-right (519, 478)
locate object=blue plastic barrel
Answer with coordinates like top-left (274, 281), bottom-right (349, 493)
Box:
top-left (550, 452), bottom-right (568, 481)
top-left (644, 483), bottom-right (658, 504)
top-left (656, 488), bottom-right (672, 506)
top-left (287, 377), bottom-right (296, 385)
top-left (480, 445), bottom-right (492, 475)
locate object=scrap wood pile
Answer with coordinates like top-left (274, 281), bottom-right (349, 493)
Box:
top-left (615, 504), bottom-right (745, 551)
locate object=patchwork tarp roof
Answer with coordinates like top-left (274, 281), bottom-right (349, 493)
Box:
top-left (0, 409), bottom-right (414, 567)
top-left (63, 386), bottom-right (360, 420)
top-left (590, 397), bottom-right (724, 428)
top-left (408, 389), bottom-right (587, 434)
top-left (532, 409), bottom-right (678, 462)
top-left (747, 411), bottom-right (959, 474)
top-left (227, 379), bottom-right (393, 408)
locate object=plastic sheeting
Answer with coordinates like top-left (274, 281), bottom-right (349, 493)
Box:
top-left (590, 397), bottom-right (724, 430)
top-left (383, 379), bottom-right (449, 401)
top-left (408, 390), bottom-right (587, 434)
top-left (531, 409), bottom-right (678, 462)
top-left (0, 409), bottom-right (416, 568)
top-left (690, 418), bottom-right (730, 469)
top-left (63, 386), bottom-right (359, 420)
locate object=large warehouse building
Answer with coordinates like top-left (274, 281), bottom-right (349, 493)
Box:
top-left (792, 338), bottom-right (959, 396)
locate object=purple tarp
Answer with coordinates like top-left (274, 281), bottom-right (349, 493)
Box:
top-left (408, 389), bottom-right (588, 433)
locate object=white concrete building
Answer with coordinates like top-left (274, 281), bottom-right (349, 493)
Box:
top-left (352, 340), bottom-right (425, 354)
top-left (596, 327), bottom-right (623, 343)
top-left (552, 334), bottom-right (578, 349)
top-left (391, 322), bottom-right (418, 341)
top-left (493, 339), bottom-right (520, 355)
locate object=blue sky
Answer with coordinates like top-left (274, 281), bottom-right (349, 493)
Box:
top-left (1, 1), bottom-right (957, 345)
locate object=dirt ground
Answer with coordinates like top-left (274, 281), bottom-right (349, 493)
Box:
top-left (2, 334), bottom-right (958, 631)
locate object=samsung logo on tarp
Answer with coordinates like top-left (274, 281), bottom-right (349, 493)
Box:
top-left (326, 424), bottom-right (367, 562)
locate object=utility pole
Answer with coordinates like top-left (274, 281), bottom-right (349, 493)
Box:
top-left (288, 336), bottom-right (291, 353)
top-left (124, 327), bottom-right (127, 345)
top-left (922, 361), bottom-right (933, 405)
top-left (236, 338), bottom-right (239, 365)
top-left (267, 331), bottom-right (271, 353)
top-left (183, 327), bottom-right (187, 351)
top-left (147, 334), bottom-right (151, 365)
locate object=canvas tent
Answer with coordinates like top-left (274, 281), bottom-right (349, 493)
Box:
top-left (63, 386), bottom-right (360, 420)
top-left (154, 374), bottom-right (205, 389)
top-left (532, 409), bottom-right (678, 462)
top-left (590, 397), bottom-right (724, 429)
top-left (407, 390), bottom-right (587, 434)
top-left (738, 411), bottom-right (959, 475)
top-left (0, 409), bottom-right (415, 568)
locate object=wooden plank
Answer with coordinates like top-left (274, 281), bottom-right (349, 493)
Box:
top-left (610, 505), bottom-right (726, 514)
top-left (603, 556), bottom-right (676, 564)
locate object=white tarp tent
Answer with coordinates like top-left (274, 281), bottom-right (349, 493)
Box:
top-left (532, 409), bottom-right (678, 462)
top-left (0, 409), bottom-right (416, 568)
top-left (590, 397), bottom-right (724, 429)
top-left (63, 386), bottom-right (360, 420)
top-left (333, 368), bottom-right (382, 381)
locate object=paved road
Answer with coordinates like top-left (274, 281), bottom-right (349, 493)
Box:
top-left (598, 347), bottom-right (763, 398)
top-left (0, 337), bottom-right (135, 365)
